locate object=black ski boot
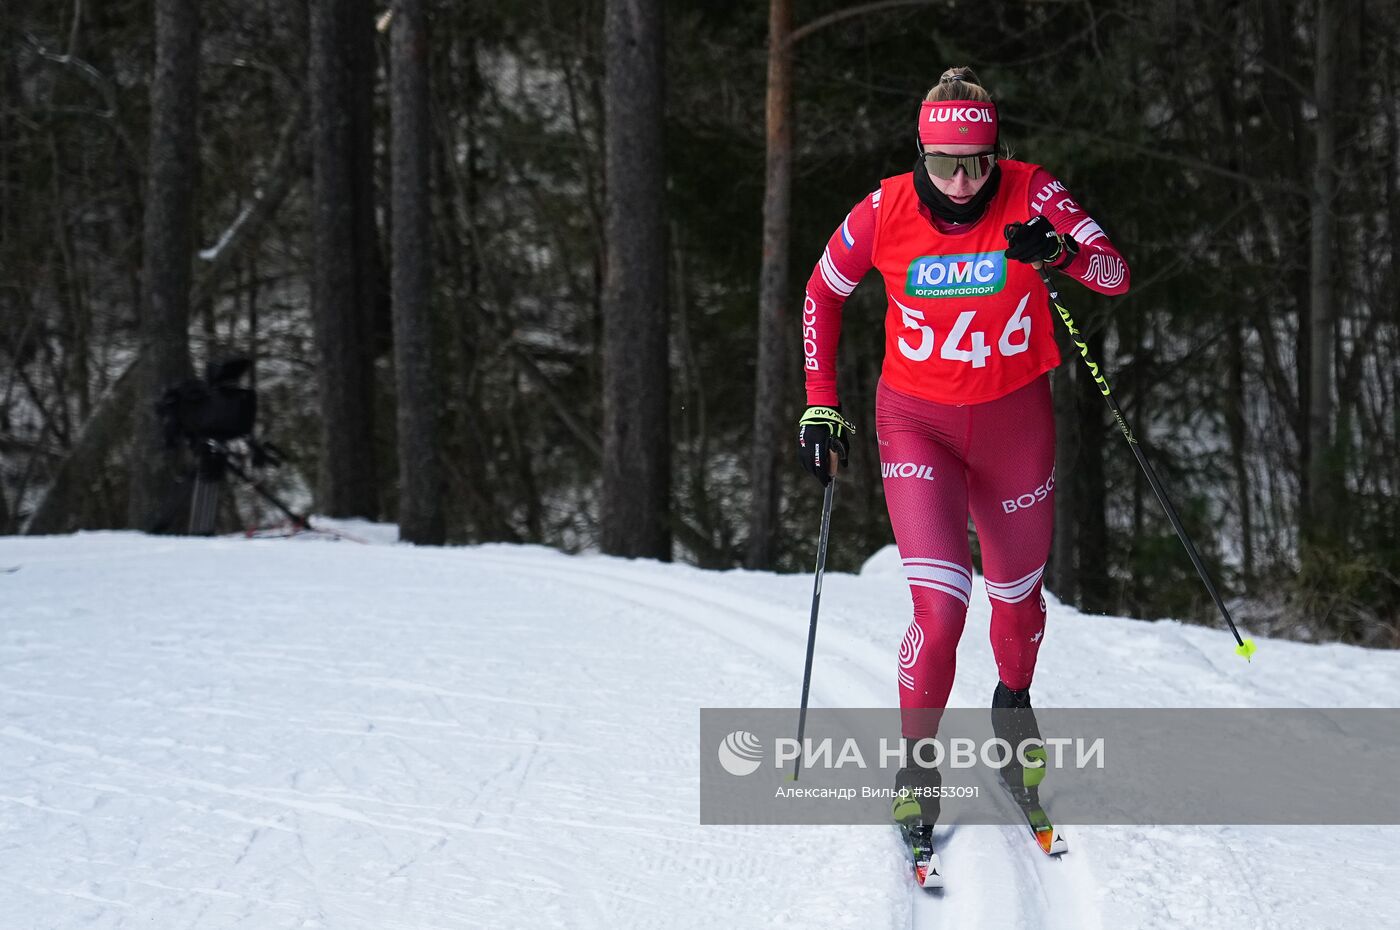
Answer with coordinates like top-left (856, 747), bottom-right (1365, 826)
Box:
top-left (892, 763), bottom-right (943, 887)
top-left (991, 681), bottom-right (1045, 803)
top-left (991, 681), bottom-right (1066, 855)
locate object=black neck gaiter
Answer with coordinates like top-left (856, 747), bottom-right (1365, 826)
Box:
top-left (912, 159), bottom-right (1002, 227)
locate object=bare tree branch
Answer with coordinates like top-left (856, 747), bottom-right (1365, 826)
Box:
top-left (788, 0), bottom-right (942, 47)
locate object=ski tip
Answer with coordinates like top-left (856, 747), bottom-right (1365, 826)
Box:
top-left (1235, 638), bottom-right (1257, 661)
top-left (914, 854), bottom-right (943, 888)
top-left (1035, 827), bottom-right (1068, 856)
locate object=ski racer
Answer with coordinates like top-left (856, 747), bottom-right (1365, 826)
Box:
top-left (794, 65), bottom-right (1131, 869)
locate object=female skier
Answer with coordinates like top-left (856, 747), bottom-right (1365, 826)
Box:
top-left (794, 66), bottom-right (1130, 866)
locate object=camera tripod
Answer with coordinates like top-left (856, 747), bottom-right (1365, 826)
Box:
top-left (187, 437), bottom-right (309, 536)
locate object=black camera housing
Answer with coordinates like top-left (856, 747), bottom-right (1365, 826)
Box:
top-left (158, 357), bottom-right (257, 446)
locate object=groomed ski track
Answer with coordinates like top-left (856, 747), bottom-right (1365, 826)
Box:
top-left (3, 532), bottom-right (1398, 929)
top-left (466, 547), bottom-right (1104, 930)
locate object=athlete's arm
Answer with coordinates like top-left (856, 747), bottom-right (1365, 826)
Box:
top-left (803, 190), bottom-right (878, 406)
top-left (1027, 168), bottom-right (1130, 296)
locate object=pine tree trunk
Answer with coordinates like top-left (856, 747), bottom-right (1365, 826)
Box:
top-left (128, 0), bottom-right (198, 532)
top-left (1259, 0), bottom-right (1312, 524)
top-left (600, 0), bottom-right (670, 559)
top-left (1306, 0), bottom-right (1339, 544)
top-left (1226, 321), bottom-right (1254, 579)
top-left (745, 0), bottom-right (792, 570)
top-left (309, 0), bottom-right (379, 519)
top-left (389, 0), bottom-right (444, 544)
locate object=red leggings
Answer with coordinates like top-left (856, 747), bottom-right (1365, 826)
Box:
top-left (877, 376), bottom-right (1055, 738)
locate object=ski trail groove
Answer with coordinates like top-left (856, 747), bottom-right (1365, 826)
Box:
top-left (466, 552), bottom-right (891, 706)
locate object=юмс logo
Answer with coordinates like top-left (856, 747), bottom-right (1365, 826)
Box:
top-left (718, 730), bottom-right (764, 776)
top-left (905, 252), bottom-right (1006, 299)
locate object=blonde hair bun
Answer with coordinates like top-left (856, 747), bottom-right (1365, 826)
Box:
top-left (927, 67), bottom-right (991, 102)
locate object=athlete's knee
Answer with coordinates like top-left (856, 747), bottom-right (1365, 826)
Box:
top-left (985, 563), bottom-right (1047, 618)
top-left (910, 587), bottom-right (968, 625)
top-left (903, 557), bottom-right (973, 616)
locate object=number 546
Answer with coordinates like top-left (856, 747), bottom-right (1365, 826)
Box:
top-left (894, 292), bottom-right (1032, 367)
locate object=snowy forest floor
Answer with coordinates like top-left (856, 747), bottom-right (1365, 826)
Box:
top-left (2, 528), bottom-right (1398, 929)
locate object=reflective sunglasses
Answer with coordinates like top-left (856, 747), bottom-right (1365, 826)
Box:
top-left (920, 150), bottom-right (998, 180)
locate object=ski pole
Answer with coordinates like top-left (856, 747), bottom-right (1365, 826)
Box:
top-left (1029, 258), bottom-right (1256, 661)
top-left (791, 476), bottom-right (836, 781)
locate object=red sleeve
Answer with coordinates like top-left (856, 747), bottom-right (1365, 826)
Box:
top-left (1027, 167), bottom-right (1130, 296)
top-left (802, 190), bottom-right (878, 406)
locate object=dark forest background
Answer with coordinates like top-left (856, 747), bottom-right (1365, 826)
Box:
top-left (2, 0), bottom-right (1397, 646)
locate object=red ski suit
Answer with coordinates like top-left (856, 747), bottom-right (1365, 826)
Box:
top-left (801, 160), bottom-right (1129, 734)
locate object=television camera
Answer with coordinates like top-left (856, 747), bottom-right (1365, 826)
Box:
top-left (157, 358), bottom-right (308, 535)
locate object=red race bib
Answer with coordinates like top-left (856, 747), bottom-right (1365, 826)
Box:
top-left (871, 161), bottom-right (1061, 405)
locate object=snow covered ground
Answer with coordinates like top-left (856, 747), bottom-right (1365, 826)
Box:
top-left (2, 528), bottom-right (1398, 929)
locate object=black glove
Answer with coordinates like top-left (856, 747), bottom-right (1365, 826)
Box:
top-left (1004, 216), bottom-right (1078, 267)
top-left (797, 406), bottom-right (855, 486)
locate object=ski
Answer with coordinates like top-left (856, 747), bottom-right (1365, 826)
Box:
top-left (895, 823), bottom-right (944, 888)
top-left (1000, 781), bottom-right (1067, 856)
